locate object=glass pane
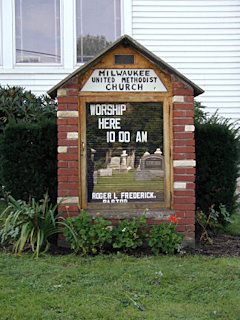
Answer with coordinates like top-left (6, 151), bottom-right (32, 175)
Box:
top-left (15, 0), bottom-right (61, 63)
top-left (86, 102), bottom-right (164, 205)
top-left (76, 0), bottom-right (121, 63)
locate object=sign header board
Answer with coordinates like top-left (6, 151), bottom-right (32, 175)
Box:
top-left (81, 69), bottom-right (167, 92)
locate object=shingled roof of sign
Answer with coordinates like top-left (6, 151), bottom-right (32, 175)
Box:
top-left (48, 34), bottom-right (204, 98)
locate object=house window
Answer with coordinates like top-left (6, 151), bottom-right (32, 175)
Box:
top-left (76, 0), bottom-right (121, 63)
top-left (15, 0), bottom-right (61, 64)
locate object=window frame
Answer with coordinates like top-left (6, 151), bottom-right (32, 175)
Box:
top-left (78, 92), bottom-right (173, 213)
top-left (14, 0), bottom-right (63, 66)
top-left (75, 0), bottom-right (122, 65)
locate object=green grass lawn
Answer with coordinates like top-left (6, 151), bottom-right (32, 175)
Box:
top-left (0, 253), bottom-right (239, 320)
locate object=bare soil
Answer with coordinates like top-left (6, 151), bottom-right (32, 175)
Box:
top-left (192, 234), bottom-right (240, 258)
top-left (47, 233), bottom-right (240, 257)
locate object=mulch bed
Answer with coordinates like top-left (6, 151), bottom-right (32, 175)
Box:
top-left (47, 233), bottom-right (240, 258)
top-left (192, 234), bottom-right (240, 258)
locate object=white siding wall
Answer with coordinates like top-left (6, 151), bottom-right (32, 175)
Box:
top-left (132, 0), bottom-right (240, 120)
top-left (0, 0), bottom-right (239, 120)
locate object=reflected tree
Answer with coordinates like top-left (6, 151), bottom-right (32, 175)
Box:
top-left (77, 34), bottom-right (112, 62)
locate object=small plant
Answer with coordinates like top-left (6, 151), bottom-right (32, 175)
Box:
top-left (196, 204), bottom-right (232, 244)
top-left (146, 216), bottom-right (184, 255)
top-left (111, 216), bottom-right (147, 252)
top-left (0, 194), bottom-right (59, 257)
top-left (62, 211), bottom-right (112, 255)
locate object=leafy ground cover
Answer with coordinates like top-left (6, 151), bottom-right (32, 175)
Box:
top-left (0, 253), bottom-right (239, 320)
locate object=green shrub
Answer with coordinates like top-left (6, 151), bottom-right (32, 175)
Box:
top-left (195, 103), bottom-right (240, 215)
top-left (0, 120), bottom-right (57, 204)
top-left (146, 220), bottom-right (184, 255)
top-left (63, 211), bottom-right (112, 255)
top-left (63, 212), bottom-right (184, 255)
top-left (111, 216), bottom-right (147, 252)
top-left (0, 85), bottom-right (56, 131)
top-left (196, 204), bottom-right (232, 244)
top-left (0, 194), bottom-right (59, 258)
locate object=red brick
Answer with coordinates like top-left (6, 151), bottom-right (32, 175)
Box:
top-left (174, 175), bottom-right (195, 182)
top-left (175, 211), bottom-right (185, 218)
top-left (174, 139), bottom-right (186, 146)
top-left (174, 197), bottom-right (186, 204)
top-left (67, 89), bottom-right (78, 96)
top-left (57, 118), bottom-right (67, 125)
top-left (69, 190), bottom-right (79, 196)
top-left (185, 225), bottom-right (195, 232)
top-left (173, 132), bottom-right (194, 139)
top-left (68, 118), bottom-right (78, 125)
top-left (185, 211), bottom-right (195, 218)
top-left (68, 176), bottom-right (79, 182)
top-left (57, 96), bottom-right (78, 104)
top-left (68, 147), bottom-right (78, 154)
top-left (58, 125), bottom-right (78, 132)
top-left (58, 176), bottom-right (68, 182)
top-left (174, 190), bottom-right (195, 197)
top-left (58, 161), bottom-right (68, 168)
top-left (58, 154), bottom-right (78, 161)
top-left (173, 111), bottom-right (184, 117)
top-left (178, 218), bottom-right (195, 225)
top-left (65, 81), bottom-right (78, 88)
top-left (173, 125), bottom-right (185, 132)
top-left (58, 168), bottom-right (78, 176)
top-left (186, 197), bottom-right (196, 204)
top-left (174, 204), bottom-right (195, 211)
top-left (173, 154), bottom-right (185, 160)
top-left (173, 103), bottom-right (194, 110)
top-left (186, 140), bottom-right (195, 146)
top-left (172, 81), bottom-right (184, 88)
top-left (57, 103), bottom-right (67, 111)
top-left (176, 225), bottom-right (186, 232)
top-left (59, 183), bottom-right (79, 190)
top-left (186, 168), bottom-right (196, 174)
top-left (186, 183), bottom-right (196, 190)
top-left (174, 146), bottom-right (195, 153)
top-left (68, 104), bottom-right (78, 111)
top-left (68, 161), bottom-right (78, 168)
top-left (58, 140), bottom-right (78, 146)
top-left (173, 168), bottom-right (185, 174)
top-left (173, 118), bottom-right (194, 125)
top-left (173, 89), bottom-right (193, 96)
top-left (58, 190), bottom-right (68, 197)
top-left (186, 153), bottom-right (196, 159)
top-left (185, 111), bottom-right (194, 117)
top-left (58, 132), bottom-right (67, 139)
top-left (185, 96), bottom-right (194, 103)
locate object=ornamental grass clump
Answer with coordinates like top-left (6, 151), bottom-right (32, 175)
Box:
top-left (0, 194), bottom-right (59, 258)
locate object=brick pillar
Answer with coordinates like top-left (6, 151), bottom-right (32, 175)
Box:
top-left (56, 77), bottom-right (80, 218)
top-left (172, 76), bottom-right (196, 245)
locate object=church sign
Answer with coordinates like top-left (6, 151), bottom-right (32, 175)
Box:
top-left (49, 35), bottom-right (203, 245)
top-left (81, 69), bottom-right (167, 92)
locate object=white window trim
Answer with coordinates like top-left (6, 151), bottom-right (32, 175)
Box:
top-left (13, 0), bottom-right (64, 67)
top-left (2, 0), bottom-right (14, 68)
top-left (75, 0), bottom-right (131, 66)
top-left (122, 0), bottom-right (132, 36)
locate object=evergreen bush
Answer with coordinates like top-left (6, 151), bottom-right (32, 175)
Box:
top-left (195, 103), bottom-right (240, 215)
top-left (0, 85), bottom-right (57, 203)
top-left (0, 120), bottom-right (57, 204)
